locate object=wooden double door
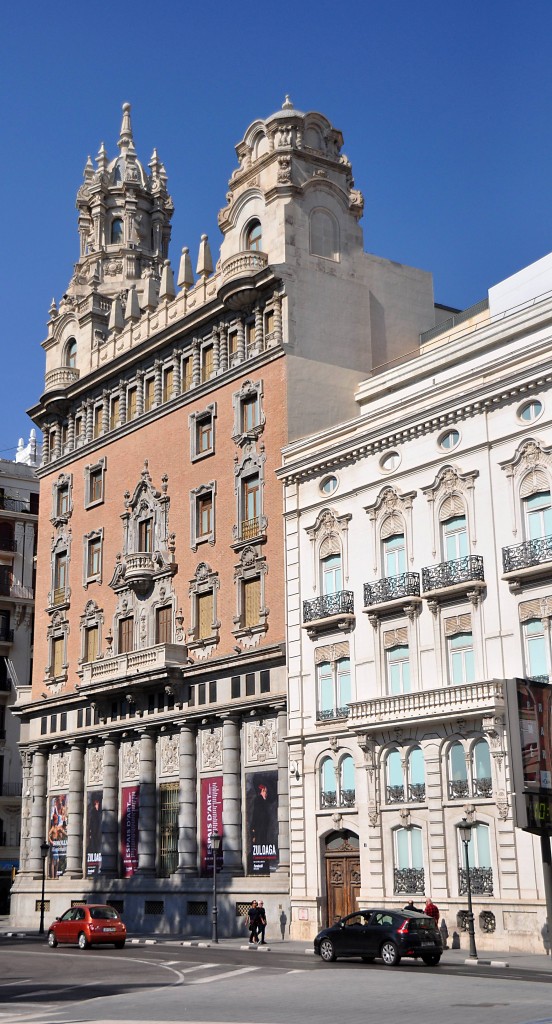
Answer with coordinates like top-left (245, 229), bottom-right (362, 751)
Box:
top-left (325, 830), bottom-right (361, 925)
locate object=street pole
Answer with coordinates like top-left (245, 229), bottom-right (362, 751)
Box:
top-left (39, 842), bottom-right (50, 936)
top-left (211, 832), bottom-right (221, 944)
top-left (540, 833), bottom-right (552, 949)
top-left (458, 818), bottom-right (478, 959)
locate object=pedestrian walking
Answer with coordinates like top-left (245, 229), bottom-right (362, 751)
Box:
top-left (247, 900), bottom-right (260, 943)
top-left (258, 901), bottom-right (267, 944)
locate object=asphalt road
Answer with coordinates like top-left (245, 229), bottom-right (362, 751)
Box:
top-left (0, 940), bottom-right (551, 1024)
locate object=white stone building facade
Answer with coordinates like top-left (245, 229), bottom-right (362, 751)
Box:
top-left (280, 252), bottom-right (552, 952)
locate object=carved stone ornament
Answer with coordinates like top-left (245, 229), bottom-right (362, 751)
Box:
top-left (122, 742), bottom-right (140, 782)
top-left (88, 747), bottom-right (103, 786)
top-left (367, 802), bottom-right (379, 827)
top-left (246, 720), bottom-right (277, 765)
top-left (201, 728), bottom-right (223, 770)
top-left (50, 752), bottom-right (70, 789)
top-left (495, 790), bottom-right (509, 820)
top-left (159, 733), bottom-right (179, 776)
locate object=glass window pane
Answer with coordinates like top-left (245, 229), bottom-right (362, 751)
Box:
top-left (318, 663), bottom-right (333, 712)
top-left (322, 758), bottom-right (335, 793)
top-left (396, 827), bottom-right (409, 868)
top-left (337, 659), bottom-right (351, 705)
top-left (410, 826), bottom-right (423, 868)
top-left (409, 747), bottom-right (425, 786)
top-left (341, 755), bottom-right (355, 791)
top-left (383, 534), bottom-right (405, 576)
top-left (387, 750), bottom-right (403, 788)
top-left (474, 740), bottom-right (491, 780)
top-left (475, 823), bottom-right (491, 868)
top-left (450, 742), bottom-right (467, 781)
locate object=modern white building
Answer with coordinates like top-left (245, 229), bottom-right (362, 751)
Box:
top-left (279, 252), bottom-right (552, 952)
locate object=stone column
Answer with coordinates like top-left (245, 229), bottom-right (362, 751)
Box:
top-left (272, 291), bottom-right (282, 346)
top-left (101, 737), bottom-right (119, 876)
top-left (237, 318), bottom-right (246, 362)
top-left (19, 749), bottom-right (33, 873)
top-left (119, 380), bottom-right (127, 426)
top-left (222, 716), bottom-right (243, 873)
top-left (52, 422), bottom-right (61, 460)
top-left (41, 429), bottom-right (50, 467)
top-left (137, 730), bottom-right (156, 874)
top-left (154, 359), bottom-right (163, 407)
top-left (219, 325), bottom-right (228, 371)
top-left (212, 328), bottom-right (220, 374)
top-left (254, 302), bottom-right (263, 352)
top-left (177, 725), bottom-right (197, 873)
top-left (136, 370), bottom-right (145, 416)
top-left (66, 743), bottom-right (85, 877)
top-left (101, 391), bottom-right (109, 434)
top-left (192, 339), bottom-right (201, 386)
top-left (67, 414), bottom-right (75, 451)
top-left (29, 748), bottom-right (48, 875)
top-left (277, 708), bottom-right (290, 872)
top-left (85, 400), bottom-right (93, 442)
top-left (172, 350), bottom-right (182, 397)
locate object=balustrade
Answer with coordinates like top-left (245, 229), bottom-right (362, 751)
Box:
top-left (502, 535), bottom-right (552, 572)
top-left (394, 867), bottom-right (425, 895)
top-left (422, 555), bottom-right (484, 592)
top-left (364, 572), bottom-right (420, 606)
top-left (459, 866), bottom-right (493, 896)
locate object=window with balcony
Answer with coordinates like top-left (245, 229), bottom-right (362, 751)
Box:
top-left (242, 475), bottom-right (260, 541)
top-left (386, 749), bottom-right (404, 803)
top-left (84, 625), bottom-right (98, 663)
top-left (138, 517), bottom-right (153, 553)
top-left (245, 219), bottom-right (262, 251)
top-left (394, 826), bottom-right (424, 895)
top-left (407, 747), bottom-right (425, 802)
top-left (321, 553), bottom-right (342, 595)
top-left (386, 643), bottom-right (411, 695)
top-left (320, 757), bottom-right (337, 807)
top-left (448, 741), bottom-right (469, 799)
top-left (65, 339), bottom-right (77, 368)
top-left (523, 618), bottom-right (549, 680)
top-left (472, 739), bottom-right (492, 798)
top-left (317, 657), bottom-right (351, 721)
top-left (458, 822), bottom-right (493, 895)
top-left (525, 490), bottom-right (552, 540)
top-left (383, 533), bottom-right (406, 577)
top-left (53, 552), bottom-right (67, 605)
top-left (118, 616), bottom-right (134, 654)
top-left (340, 755), bottom-right (355, 807)
top-left (442, 515), bottom-right (468, 561)
top-left (447, 631), bottom-right (475, 684)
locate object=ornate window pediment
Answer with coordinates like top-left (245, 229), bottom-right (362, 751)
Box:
top-left (109, 461), bottom-right (176, 594)
top-left (232, 379), bottom-right (265, 445)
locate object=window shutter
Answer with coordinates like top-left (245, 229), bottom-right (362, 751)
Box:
top-left (198, 592), bottom-right (213, 639)
top-left (444, 613), bottom-right (472, 637)
top-left (381, 514), bottom-right (403, 539)
top-left (156, 606), bottom-right (172, 644)
top-left (243, 577), bottom-right (261, 627)
top-left (315, 641), bottom-right (350, 665)
top-left (520, 469), bottom-right (550, 498)
top-left (320, 534), bottom-right (340, 558)
top-left (119, 616), bottom-right (134, 653)
top-left (85, 626), bottom-right (98, 663)
top-left (53, 637), bottom-right (64, 676)
top-left (383, 627), bottom-right (408, 649)
top-left (439, 494), bottom-right (465, 521)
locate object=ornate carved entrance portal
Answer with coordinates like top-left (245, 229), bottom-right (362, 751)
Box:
top-left (324, 830), bottom-right (360, 925)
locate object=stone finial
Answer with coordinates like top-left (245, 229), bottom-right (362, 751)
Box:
top-left (96, 142), bottom-right (108, 173)
top-left (282, 95), bottom-right (294, 110)
top-left (159, 259), bottom-right (176, 302)
top-left (48, 297), bottom-right (58, 319)
top-left (125, 285), bottom-right (141, 322)
top-left (196, 234), bottom-right (213, 278)
top-left (177, 247), bottom-right (194, 291)
top-left (84, 156), bottom-right (95, 181)
top-left (118, 102), bottom-right (134, 151)
top-left (108, 295), bottom-right (124, 334)
top-left (142, 275), bottom-right (158, 312)
top-left (149, 148), bottom-right (162, 180)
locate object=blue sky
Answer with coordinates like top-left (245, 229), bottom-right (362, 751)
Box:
top-left (2, 1), bottom-right (552, 456)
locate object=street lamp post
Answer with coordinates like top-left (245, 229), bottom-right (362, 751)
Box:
top-left (211, 832), bottom-right (221, 944)
top-left (39, 842), bottom-right (50, 936)
top-left (457, 818), bottom-right (478, 959)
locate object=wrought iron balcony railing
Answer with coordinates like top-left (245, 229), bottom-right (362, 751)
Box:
top-left (408, 783), bottom-right (426, 802)
top-left (320, 788), bottom-right (356, 808)
top-left (363, 572), bottom-right (421, 607)
top-left (241, 517), bottom-right (260, 541)
top-left (502, 535), bottom-right (552, 573)
top-left (320, 789), bottom-right (338, 808)
top-left (472, 776), bottom-right (493, 798)
top-left (303, 591), bottom-right (355, 624)
top-left (422, 555), bottom-right (485, 593)
top-left (341, 789), bottom-right (356, 808)
top-left (316, 706), bottom-right (350, 722)
top-left (386, 785), bottom-right (405, 804)
top-left (459, 867), bottom-right (493, 896)
top-left (449, 779), bottom-right (470, 800)
top-left (386, 783), bottom-right (426, 804)
top-left (394, 867), bottom-right (425, 895)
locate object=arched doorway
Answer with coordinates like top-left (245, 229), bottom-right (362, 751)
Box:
top-left (324, 830), bottom-right (360, 925)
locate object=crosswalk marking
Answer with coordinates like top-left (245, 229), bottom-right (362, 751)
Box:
top-left (179, 963), bottom-right (219, 974)
top-left (190, 965), bottom-right (259, 984)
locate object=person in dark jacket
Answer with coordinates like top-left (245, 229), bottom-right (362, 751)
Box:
top-left (258, 901), bottom-right (267, 944)
top-left (247, 900), bottom-right (261, 943)
top-left (404, 900), bottom-right (424, 913)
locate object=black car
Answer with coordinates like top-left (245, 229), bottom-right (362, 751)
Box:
top-left (314, 909), bottom-right (443, 967)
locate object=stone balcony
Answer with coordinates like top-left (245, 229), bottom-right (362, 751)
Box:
top-left (79, 642), bottom-right (189, 691)
top-left (502, 535), bottom-right (552, 590)
top-left (124, 553), bottom-right (157, 594)
top-left (44, 366), bottom-right (80, 392)
top-left (218, 251), bottom-right (269, 310)
top-left (348, 678), bottom-right (505, 729)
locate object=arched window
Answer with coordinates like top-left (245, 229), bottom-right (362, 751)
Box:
top-left (448, 741), bottom-right (469, 800)
top-left (111, 218), bottom-right (124, 245)
top-left (245, 220), bottom-right (262, 251)
top-left (386, 749), bottom-right (404, 804)
top-left (65, 339), bottom-right (77, 368)
top-left (320, 756), bottom-right (336, 807)
top-left (407, 747), bottom-right (425, 802)
top-left (340, 755), bottom-right (355, 807)
top-left (394, 825), bottom-right (424, 895)
top-left (458, 822), bottom-right (493, 895)
top-left (310, 209), bottom-right (339, 261)
top-left (472, 739), bottom-right (492, 798)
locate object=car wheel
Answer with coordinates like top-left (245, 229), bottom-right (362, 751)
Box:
top-left (78, 932), bottom-right (90, 950)
top-left (380, 940), bottom-right (401, 966)
top-left (114, 940), bottom-right (125, 949)
top-left (47, 931), bottom-right (58, 948)
top-left (361, 956), bottom-right (375, 963)
top-left (421, 953), bottom-right (441, 966)
top-left (319, 938), bottom-right (337, 962)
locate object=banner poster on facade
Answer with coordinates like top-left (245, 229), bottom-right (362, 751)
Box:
top-left (86, 790), bottom-right (103, 876)
top-left (48, 793), bottom-right (68, 878)
top-left (246, 770), bottom-right (279, 875)
top-left (516, 679), bottom-right (552, 790)
top-left (200, 776), bottom-right (223, 876)
top-left (120, 785), bottom-right (140, 877)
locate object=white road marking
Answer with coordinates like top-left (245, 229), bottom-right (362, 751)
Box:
top-left (178, 963), bottom-right (218, 974)
top-left (190, 965), bottom-right (259, 984)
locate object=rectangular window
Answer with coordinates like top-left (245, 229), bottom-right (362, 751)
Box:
top-left (41, 716), bottom-right (47, 736)
top-left (264, 309), bottom-right (274, 337)
top-left (245, 321), bottom-right (255, 351)
top-left (119, 616), bottom-right (134, 654)
top-left (89, 468), bottom-right (103, 504)
top-left (228, 331), bottom-right (238, 361)
top-left (523, 619), bottom-right (549, 679)
top-left (243, 577), bottom-right (261, 628)
top-left (197, 592), bottom-right (213, 640)
top-left (53, 553), bottom-right (67, 603)
top-left (198, 682), bottom-right (206, 704)
top-left (201, 345), bottom-right (213, 382)
top-left (448, 632), bottom-right (475, 684)
top-left (163, 366), bottom-right (174, 403)
top-left (159, 783), bottom-right (179, 878)
top-left (93, 405), bottom-right (103, 439)
top-left (209, 680), bottom-right (217, 703)
top-left (242, 395), bottom-right (259, 432)
top-left (387, 645), bottom-right (411, 695)
top-left (197, 417), bottom-right (213, 454)
top-left (443, 515), bottom-right (468, 561)
top-left (260, 669), bottom-right (270, 693)
top-left (52, 637), bottom-right (64, 677)
top-left (197, 494), bottom-right (213, 537)
top-left (317, 658), bottom-right (351, 716)
top-left (231, 675), bottom-right (241, 698)
top-left (139, 518), bottom-right (153, 553)
top-left (84, 625), bottom-right (98, 663)
top-left (321, 554), bottom-right (342, 595)
top-left (383, 534), bottom-right (406, 577)
top-left (77, 709), bottom-right (83, 729)
top-left (127, 387), bottom-right (137, 421)
top-left (87, 537), bottom-right (101, 578)
top-left (50, 714), bottom-right (57, 733)
top-left (57, 485), bottom-right (69, 517)
top-left (144, 377), bottom-right (155, 412)
top-left (75, 417), bottom-right (82, 441)
top-left (110, 396), bottom-right (120, 431)
top-left (60, 712), bottom-right (67, 731)
top-left (525, 492), bottom-right (552, 540)
top-left (182, 356), bottom-right (192, 392)
top-left (245, 672), bottom-right (255, 697)
top-left (243, 476), bottom-right (260, 536)
top-left (156, 606), bottom-right (172, 645)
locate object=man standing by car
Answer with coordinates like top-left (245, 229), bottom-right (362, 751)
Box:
top-left (424, 897), bottom-right (440, 925)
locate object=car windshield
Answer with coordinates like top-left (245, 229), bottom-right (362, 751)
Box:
top-left (409, 916), bottom-right (436, 932)
top-left (89, 906), bottom-right (119, 920)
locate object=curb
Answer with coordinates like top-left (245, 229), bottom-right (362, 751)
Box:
top-left (464, 957), bottom-right (510, 968)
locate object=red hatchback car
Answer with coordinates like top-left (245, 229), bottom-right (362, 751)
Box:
top-left (48, 904), bottom-right (126, 949)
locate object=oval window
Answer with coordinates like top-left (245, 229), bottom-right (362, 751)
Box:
top-left (380, 452), bottom-right (400, 472)
top-left (439, 429), bottom-right (460, 451)
top-left (518, 399), bottom-right (543, 423)
top-left (320, 475), bottom-right (338, 495)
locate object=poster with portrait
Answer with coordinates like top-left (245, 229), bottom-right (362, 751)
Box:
top-left (516, 679), bottom-right (552, 791)
top-left (86, 790), bottom-right (103, 876)
top-left (200, 776), bottom-right (223, 876)
top-left (48, 793), bottom-right (68, 878)
top-left (120, 785), bottom-right (140, 877)
top-left (246, 771), bottom-right (279, 875)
